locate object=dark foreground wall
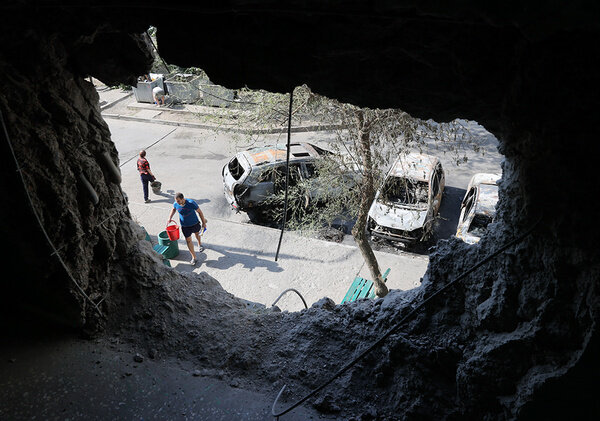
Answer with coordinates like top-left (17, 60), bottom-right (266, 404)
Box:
top-left (0, 1), bottom-right (598, 419)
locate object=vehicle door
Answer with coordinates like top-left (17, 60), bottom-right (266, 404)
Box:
top-left (244, 166), bottom-right (274, 205)
top-left (271, 163), bottom-right (303, 210)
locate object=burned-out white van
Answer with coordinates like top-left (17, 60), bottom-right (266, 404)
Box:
top-left (367, 152), bottom-right (445, 244)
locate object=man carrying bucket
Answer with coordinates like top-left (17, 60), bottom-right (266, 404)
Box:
top-left (167, 192), bottom-right (207, 265)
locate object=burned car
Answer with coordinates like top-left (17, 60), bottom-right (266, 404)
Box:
top-left (222, 142), bottom-right (332, 219)
top-left (367, 152), bottom-right (445, 244)
top-left (455, 173), bottom-right (500, 244)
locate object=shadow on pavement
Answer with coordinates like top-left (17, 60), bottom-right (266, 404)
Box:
top-left (189, 198), bottom-right (210, 205)
top-left (152, 191), bottom-right (210, 206)
top-left (203, 244), bottom-right (284, 272)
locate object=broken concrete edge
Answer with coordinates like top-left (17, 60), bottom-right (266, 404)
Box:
top-left (101, 112), bottom-right (345, 134)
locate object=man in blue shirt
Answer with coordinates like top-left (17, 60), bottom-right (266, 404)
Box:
top-left (167, 192), bottom-right (208, 265)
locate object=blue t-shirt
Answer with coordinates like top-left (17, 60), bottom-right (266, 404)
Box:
top-left (173, 199), bottom-right (199, 227)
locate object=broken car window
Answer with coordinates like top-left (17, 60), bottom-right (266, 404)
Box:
top-left (382, 177), bottom-right (429, 206)
top-left (468, 213), bottom-right (493, 237)
top-left (432, 171), bottom-right (440, 197)
top-left (228, 157), bottom-right (245, 180)
top-left (304, 163), bottom-right (320, 179)
top-left (273, 164), bottom-right (301, 193)
top-left (255, 169), bottom-right (270, 183)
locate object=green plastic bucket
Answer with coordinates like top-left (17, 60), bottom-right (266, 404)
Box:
top-left (158, 230), bottom-right (179, 259)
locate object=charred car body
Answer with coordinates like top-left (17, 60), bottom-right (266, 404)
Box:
top-left (222, 142), bottom-right (331, 218)
top-left (367, 152), bottom-right (445, 244)
top-left (455, 173), bottom-right (500, 244)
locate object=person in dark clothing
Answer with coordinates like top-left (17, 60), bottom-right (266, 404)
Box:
top-left (137, 149), bottom-right (156, 203)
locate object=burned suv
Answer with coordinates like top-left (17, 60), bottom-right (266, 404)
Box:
top-left (367, 152), bottom-right (445, 244)
top-left (222, 142), bottom-right (331, 219)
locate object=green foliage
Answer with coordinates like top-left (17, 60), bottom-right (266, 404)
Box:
top-left (259, 159), bottom-right (361, 232)
top-left (182, 67), bottom-right (209, 79)
top-left (205, 84), bottom-right (485, 235)
top-left (150, 57), bottom-right (167, 74)
top-left (109, 83), bottom-right (132, 91)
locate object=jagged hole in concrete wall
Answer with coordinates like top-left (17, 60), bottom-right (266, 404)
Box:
top-left (1, 3), bottom-right (598, 420)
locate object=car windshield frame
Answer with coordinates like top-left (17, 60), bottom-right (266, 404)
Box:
top-left (380, 176), bottom-right (429, 209)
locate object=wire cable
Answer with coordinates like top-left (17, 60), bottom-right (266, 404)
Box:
top-left (271, 288), bottom-right (308, 310)
top-left (119, 127), bottom-right (177, 167)
top-left (272, 216), bottom-right (542, 418)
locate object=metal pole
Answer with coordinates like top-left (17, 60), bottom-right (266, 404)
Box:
top-left (275, 90), bottom-right (294, 261)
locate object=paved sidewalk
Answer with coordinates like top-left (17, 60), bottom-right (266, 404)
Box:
top-left (132, 199), bottom-right (427, 312)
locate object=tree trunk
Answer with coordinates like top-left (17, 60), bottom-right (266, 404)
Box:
top-left (351, 110), bottom-right (389, 298)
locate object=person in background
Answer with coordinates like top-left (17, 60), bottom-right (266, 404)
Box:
top-left (152, 85), bottom-right (166, 106)
top-left (136, 149), bottom-right (155, 203)
top-left (167, 192), bottom-right (208, 265)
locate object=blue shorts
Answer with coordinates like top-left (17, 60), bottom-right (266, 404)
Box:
top-left (182, 222), bottom-right (201, 238)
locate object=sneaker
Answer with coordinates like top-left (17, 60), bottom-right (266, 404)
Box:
top-left (145, 199), bottom-right (151, 203)
top-left (198, 246), bottom-right (205, 252)
top-left (190, 258), bottom-right (197, 265)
